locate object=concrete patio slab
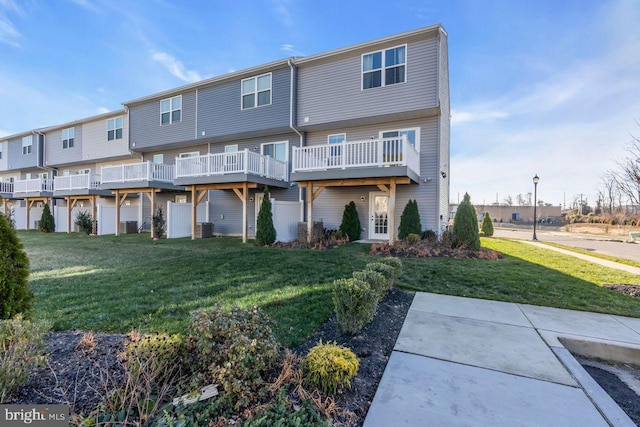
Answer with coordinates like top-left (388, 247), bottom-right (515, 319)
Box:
top-left (394, 309), bottom-right (576, 385)
top-left (519, 304), bottom-right (640, 344)
top-left (410, 292), bottom-right (532, 327)
top-left (363, 351), bottom-right (608, 427)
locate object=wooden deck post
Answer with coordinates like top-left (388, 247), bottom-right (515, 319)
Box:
top-left (66, 196), bottom-right (72, 233)
top-left (232, 183), bottom-right (248, 243)
top-left (150, 190), bottom-right (156, 239)
top-left (388, 178), bottom-right (397, 244)
top-left (115, 189), bottom-right (121, 236)
top-left (91, 195), bottom-right (97, 235)
top-left (307, 182), bottom-right (313, 243)
top-left (26, 199), bottom-right (31, 230)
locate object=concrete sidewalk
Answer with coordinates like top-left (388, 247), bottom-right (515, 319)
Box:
top-left (523, 240), bottom-right (640, 275)
top-left (364, 293), bottom-right (640, 426)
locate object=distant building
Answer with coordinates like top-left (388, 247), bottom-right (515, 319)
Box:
top-left (450, 204), bottom-right (563, 224)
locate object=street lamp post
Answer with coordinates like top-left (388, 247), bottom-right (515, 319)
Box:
top-left (532, 174), bottom-right (540, 241)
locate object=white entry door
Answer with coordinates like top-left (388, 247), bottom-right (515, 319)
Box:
top-left (369, 192), bottom-right (389, 240)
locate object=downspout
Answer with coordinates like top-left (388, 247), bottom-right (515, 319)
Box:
top-left (287, 58), bottom-right (305, 216)
top-left (123, 105), bottom-right (143, 161)
top-left (33, 130), bottom-right (56, 174)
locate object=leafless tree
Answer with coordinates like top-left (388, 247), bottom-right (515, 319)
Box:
top-left (613, 133), bottom-right (640, 207)
top-left (503, 195), bottom-right (513, 206)
top-left (516, 194), bottom-right (526, 206)
top-left (599, 171), bottom-right (619, 214)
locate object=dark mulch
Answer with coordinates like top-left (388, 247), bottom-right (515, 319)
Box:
top-left (11, 331), bottom-right (126, 414)
top-left (370, 242), bottom-right (502, 259)
top-left (605, 284), bottom-right (640, 298)
top-left (294, 288), bottom-right (414, 423)
top-left (582, 364), bottom-right (640, 426)
top-left (9, 289), bottom-right (414, 426)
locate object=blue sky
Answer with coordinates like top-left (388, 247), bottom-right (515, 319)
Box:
top-left (1, 0), bottom-right (639, 208)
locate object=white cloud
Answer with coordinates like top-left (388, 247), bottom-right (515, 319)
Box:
top-left (451, 109), bottom-right (508, 125)
top-left (280, 43), bottom-right (305, 56)
top-left (151, 51), bottom-right (202, 83)
top-left (96, 106), bottom-right (110, 114)
top-left (68, 0), bottom-right (101, 13)
top-left (272, 0), bottom-right (293, 28)
top-left (0, 0), bottom-right (22, 47)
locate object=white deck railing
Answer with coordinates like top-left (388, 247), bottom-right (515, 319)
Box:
top-left (175, 149), bottom-right (288, 181)
top-left (292, 136), bottom-right (420, 175)
top-left (14, 178), bottom-right (53, 193)
top-left (54, 173), bottom-right (102, 191)
top-left (101, 162), bottom-right (175, 184)
top-left (0, 181), bottom-right (13, 193)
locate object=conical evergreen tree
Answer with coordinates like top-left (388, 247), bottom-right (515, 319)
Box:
top-left (339, 201), bottom-right (361, 241)
top-left (39, 203), bottom-right (55, 233)
top-left (398, 199), bottom-right (422, 239)
top-left (453, 193), bottom-right (480, 250)
top-left (0, 212), bottom-right (33, 319)
top-left (481, 212), bottom-right (494, 237)
top-left (256, 187), bottom-right (276, 245)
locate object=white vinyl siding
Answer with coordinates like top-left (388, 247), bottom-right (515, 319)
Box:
top-left (241, 73), bottom-right (272, 109)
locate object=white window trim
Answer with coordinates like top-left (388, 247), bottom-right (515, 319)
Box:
top-left (62, 170), bottom-right (70, 176)
top-left (152, 154), bottom-right (164, 164)
top-left (62, 127), bottom-right (75, 149)
top-left (78, 169), bottom-right (91, 175)
top-left (224, 144), bottom-right (239, 152)
top-left (241, 73), bottom-right (272, 110)
top-left (361, 44), bottom-right (407, 91)
top-left (260, 140), bottom-right (289, 163)
top-left (107, 116), bottom-right (124, 141)
top-left (178, 151), bottom-right (199, 159)
top-left (327, 133), bottom-right (346, 144)
top-left (160, 95), bottom-right (182, 125)
top-left (378, 127), bottom-right (420, 152)
top-left (22, 136), bottom-right (33, 155)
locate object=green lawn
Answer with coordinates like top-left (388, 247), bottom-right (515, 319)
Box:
top-left (19, 232), bottom-right (640, 347)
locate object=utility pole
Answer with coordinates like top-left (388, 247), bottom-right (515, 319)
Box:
top-left (579, 193), bottom-right (583, 216)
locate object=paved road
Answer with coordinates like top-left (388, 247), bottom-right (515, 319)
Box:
top-left (493, 227), bottom-right (640, 262)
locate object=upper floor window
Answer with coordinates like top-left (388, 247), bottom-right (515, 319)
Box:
top-left (161, 95), bottom-right (182, 124)
top-left (179, 151), bottom-right (199, 159)
top-left (362, 45), bottom-right (406, 90)
top-left (62, 128), bottom-right (75, 149)
top-left (261, 141), bottom-right (287, 162)
top-left (107, 117), bottom-right (123, 140)
top-left (22, 136), bottom-right (32, 155)
top-left (242, 74), bottom-right (271, 109)
top-left (380, 127), bottom-right (420, 152)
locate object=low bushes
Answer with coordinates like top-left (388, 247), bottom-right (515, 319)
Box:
top-left (333, 257), bottom-right (402, 335)
top-left (303, 341), bottom-right (359, 394)
top-left (333, 278), bottom-right (378, 335)
top-left (0, 316), bottom-right (49, 403)
top-left (189, 305), bottom-right (280, 412)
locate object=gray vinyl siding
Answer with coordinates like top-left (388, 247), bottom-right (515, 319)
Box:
top-left (297, 37), bottom-right (438, 127)
top-left (305, 116), bottom-right (440, 233)
top-left (0, 141), bottom-right (7, 171)
top-left (208, 186), bottom-right (299, 236)
top-left (7, 135), bottom-right (38, 170)
top-left (142, 145), bottom-right (208, 166)
top-left (129, 91), bottom-right (197, 150)
top-left (45, 126), bottom-right (83, 167)
top-left (197, 67), bottom-right (291, 139)
top-left (437, 31), bottom-right (451, 232)
top-left (82, 114), bottom-right (130, 161)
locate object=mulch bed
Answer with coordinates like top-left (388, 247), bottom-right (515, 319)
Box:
top-left (370, 242), bottom-right (503, 259)
top-left (605, 284), bottom-right (640, 298)
top-left (9, 289), bottom-right (415, 426)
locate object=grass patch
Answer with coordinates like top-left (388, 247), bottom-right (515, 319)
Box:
top-left (539, 241), bottom-right (640, 269)
top-left (20, 233), bottom-right (640, 348)
top-left (21, 231), bottom-right (371, 347)
top-left (399, 238), bottom-right (640, 317)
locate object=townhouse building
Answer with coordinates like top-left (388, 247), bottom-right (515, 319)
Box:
top-left (0, 24), bottom-right (450, 243)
